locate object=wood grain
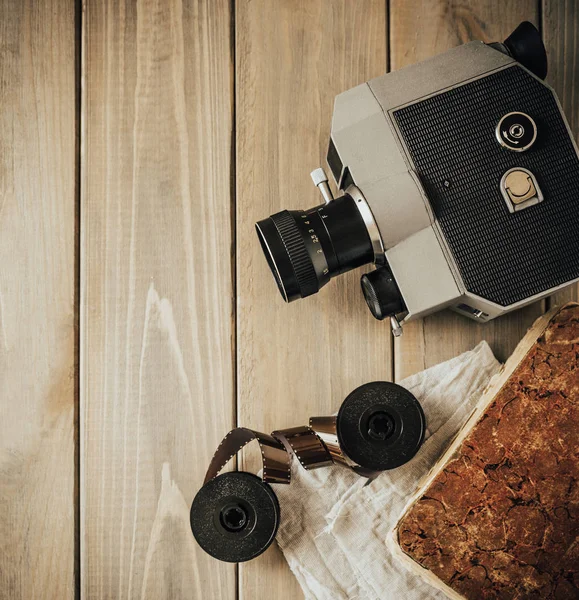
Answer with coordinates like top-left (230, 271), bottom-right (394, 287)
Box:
top-left (0, 1), bottom-right (571, 597)
top-left (0, 1), bottom-right (76, 598)
top-left (390, 0), bottom-right (544, 380)
top-left (543, 0), bottom-right (579, 303)
top-left (236, 1), bottom-right (388, 598)
top-left (81, 1), bottom-right (235, 598)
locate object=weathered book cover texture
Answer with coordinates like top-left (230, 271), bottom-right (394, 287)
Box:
top-left (392, 304), bottom-right (579, 600)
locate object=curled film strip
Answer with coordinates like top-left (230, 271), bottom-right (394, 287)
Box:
top-left (190, 381), bottom-right (426, 562)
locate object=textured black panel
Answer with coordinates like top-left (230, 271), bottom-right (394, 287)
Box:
top-left (394, 66), bottom-right (579, 306)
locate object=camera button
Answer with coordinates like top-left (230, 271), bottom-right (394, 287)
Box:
top-left (500, 168), bottom-right (543, 213)
top-left (496, 112), bottom-right (537, 151)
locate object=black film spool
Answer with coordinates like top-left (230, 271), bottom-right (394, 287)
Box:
top-left (190, 472), bottom-right (280, 563)
top-left (336, 382), bottom-right (425, 471)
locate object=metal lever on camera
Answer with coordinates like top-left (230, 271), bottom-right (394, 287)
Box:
top-left (310, 167), bottom-right (334, 204)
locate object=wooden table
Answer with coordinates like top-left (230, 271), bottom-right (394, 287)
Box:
top-left (1, 1), bottom-right (577, 598)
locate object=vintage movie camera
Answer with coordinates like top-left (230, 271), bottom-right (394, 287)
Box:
top-left (256, 23), bottom-right (579, 335)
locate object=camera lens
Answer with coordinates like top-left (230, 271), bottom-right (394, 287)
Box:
top-left (255, 193), bottom-right (374, 302)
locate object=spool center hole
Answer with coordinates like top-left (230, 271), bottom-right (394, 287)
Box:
top-left (220, 504), bottom-right (248, 532)
top-left (367, 411), bottom-right (395, 441)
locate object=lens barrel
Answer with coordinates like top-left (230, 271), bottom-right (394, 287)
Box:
top-left (256, 194), bottom-right (374, 302)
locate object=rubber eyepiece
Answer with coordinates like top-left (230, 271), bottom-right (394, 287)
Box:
top-left (504, 21), bottom-right (547, 80)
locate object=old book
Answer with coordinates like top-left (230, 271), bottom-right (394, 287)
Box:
top-left (390, 303), bottom-right (579, 600)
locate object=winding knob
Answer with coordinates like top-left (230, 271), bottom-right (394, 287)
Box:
top-left (361, 266), bottom-right (405, 322)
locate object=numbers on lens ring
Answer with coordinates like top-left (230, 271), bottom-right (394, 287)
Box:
top-left (317, 249), bottom-right (323, 254)
top-left (310, 234), bottom-right (319, 243)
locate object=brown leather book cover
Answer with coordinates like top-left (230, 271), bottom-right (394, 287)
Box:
top-left (391, 304), bottom-right (579, 600)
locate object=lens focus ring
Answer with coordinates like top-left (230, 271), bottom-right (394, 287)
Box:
top-left (270, 211), bottom-right (319, 298)
top-left (256, 194), bottom-right (374, 303)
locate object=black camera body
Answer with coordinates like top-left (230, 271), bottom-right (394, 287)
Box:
top-left (257, 23), bottom-right (579, 335)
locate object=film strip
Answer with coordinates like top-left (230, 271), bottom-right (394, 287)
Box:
top-left (190, 381), bottom-right (426, 563)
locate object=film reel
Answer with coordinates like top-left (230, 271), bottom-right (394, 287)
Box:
top-left (190, 472), bottom-right (280, 563)
top-left (337, 381), bottom-right (425, 471)
top-left (191, 382), bottom-right (425, 562)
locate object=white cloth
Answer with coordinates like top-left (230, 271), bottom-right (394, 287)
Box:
top-left (275, 341), bottom-right (501, 600)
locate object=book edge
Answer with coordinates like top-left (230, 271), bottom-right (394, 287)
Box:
top-left (389, 302), bottom-right (579, 600)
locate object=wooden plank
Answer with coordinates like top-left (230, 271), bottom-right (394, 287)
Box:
top-left (390, 0), bottom-right (544, 380)
top-left (81, 1), bottom-right (235, 597)
top-left (236, 1), bottom-right (388, 598)
top-left (0, 1), bottom-right (77, 598)
top-left (543, 0), bottom-right (579, 303)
